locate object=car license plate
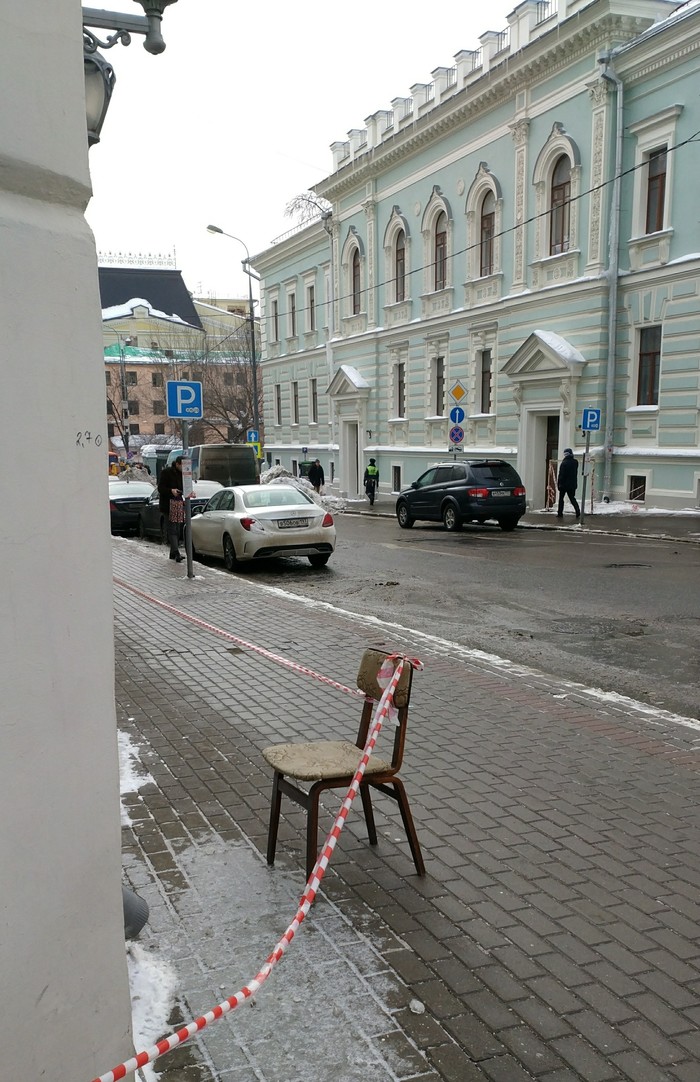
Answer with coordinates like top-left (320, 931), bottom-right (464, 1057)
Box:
top-left (278, 518), bottom-right (308, 529)
top-left (492, 491), bottom-right (510, 497)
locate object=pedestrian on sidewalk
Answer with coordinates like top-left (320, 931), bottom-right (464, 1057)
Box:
top-left (557, 447), bottom-right (580, 519)
top-left (363, 458), bottom-right (379, 506)
top-left (158, 456), bottom-right (185, 561)
top-left (308, 458), bottom-right (324, 494)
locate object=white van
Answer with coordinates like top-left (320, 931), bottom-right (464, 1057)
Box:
top-left (186, 444), bottom-right (259, 487)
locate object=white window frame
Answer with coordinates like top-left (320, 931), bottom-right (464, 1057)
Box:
top-left (420, 187), bottom-right (452, 295)
top-left (309, 376), bottom-right (318, 424)
top-left (532, 123), bottom-right (581, 266)
top-left (383, 207), bottom-right (411, 306)
top-left (628, 106), bottom-right (681, 240)
top-left (465, 164), bottom-right (503, 282)
top-left (291, 380), bottom-right (299, 425)
top-left (286, 289), bottom-right (297, 339)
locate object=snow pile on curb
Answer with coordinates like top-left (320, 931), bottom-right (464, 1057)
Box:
top-left (260, 465), bottom-right (348, 514)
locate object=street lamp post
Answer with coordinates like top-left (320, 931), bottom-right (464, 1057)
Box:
top-left (118, 334), bottom-right (133, 456)
top-left (206, 225), bottom-right (260, 437)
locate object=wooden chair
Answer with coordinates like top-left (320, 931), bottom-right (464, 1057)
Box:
top-left (262, 649), bottom-right (425, 880)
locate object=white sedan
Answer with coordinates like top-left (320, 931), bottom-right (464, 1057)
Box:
top-left (190, 484), bottom-right (336, 570)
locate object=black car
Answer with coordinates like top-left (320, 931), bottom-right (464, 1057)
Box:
top-left (109, 480), bottom-right (155, 535)
top-left (138, 480), bottom-right (222, 542)
top-left (396, 460), bottom-right (526, 532)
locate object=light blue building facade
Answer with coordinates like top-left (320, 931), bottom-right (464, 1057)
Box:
top-left (253, 0), bottom-right (700, 511)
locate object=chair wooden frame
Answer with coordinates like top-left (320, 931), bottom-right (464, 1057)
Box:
top-left (263, 649), bottom-right (425, 881)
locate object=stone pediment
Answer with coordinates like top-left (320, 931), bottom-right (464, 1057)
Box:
top-left (327, 364), bottom-right (371, 399)
top-left (502, 330), bottom-right (586, 380)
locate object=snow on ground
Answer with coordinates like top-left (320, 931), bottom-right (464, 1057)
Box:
top-left (119, 732), bottom-right (175, 1081)
top-left (536, 500), bottom-right (700, 516)
top-left (118, 730), bottom-right (154, 826)
top-left (126, 944), bottom-right (179, 1082)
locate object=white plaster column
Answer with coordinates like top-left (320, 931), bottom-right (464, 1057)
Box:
top-left (510, 118), bottom-right (530, 292)
top-left (0, 3), bottom-right (133, 1078)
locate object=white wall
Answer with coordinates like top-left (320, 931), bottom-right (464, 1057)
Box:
top-left (0, 3), bottom-right (133, 1077)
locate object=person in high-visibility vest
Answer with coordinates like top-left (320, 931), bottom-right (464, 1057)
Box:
top-left (363, 459), bottom-right (379, 506)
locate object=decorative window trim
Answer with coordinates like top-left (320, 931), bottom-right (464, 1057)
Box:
top-left (628, 105), bottom-right (682, 269)
top-left (531, 123), bottom-right (581, 285)
top-left (340, 226), bottom-right (366, 324)
top-left (383, 206), bottom-right (411, 309)
top-left (420, 185), bottom-right (453, 295)
top-left (465, 163), bottom-right (503, 293)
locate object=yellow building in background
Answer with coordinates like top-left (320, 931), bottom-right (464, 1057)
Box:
top-left (100, 264), bottom-right (260, 456)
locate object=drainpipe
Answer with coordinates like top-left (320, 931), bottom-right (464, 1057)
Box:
top-left (321, 210), bottom-right (337, 483)
top-left (598, 51), bottom-right (624, 502)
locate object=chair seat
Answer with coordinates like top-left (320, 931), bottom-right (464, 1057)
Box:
top-left (262, 740), bottom-right (391, 782)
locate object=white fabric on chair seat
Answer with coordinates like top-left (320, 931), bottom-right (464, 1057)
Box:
top-left (262, 740), bottom-right (390, 782)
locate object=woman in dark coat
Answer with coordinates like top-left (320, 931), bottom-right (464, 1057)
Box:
top-left (157, 457), bottom-right (185, 560)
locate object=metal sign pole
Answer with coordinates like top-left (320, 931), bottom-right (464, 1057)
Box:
top-left (579, 430), bottom-right (591, 526)
top-left (181, 420), bottom-right (194, 579)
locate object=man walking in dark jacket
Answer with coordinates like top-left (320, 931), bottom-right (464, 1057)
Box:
top-left (557, 448), bottom-right (580, 519)
top-left (308, 459), bottom-right (324, 494)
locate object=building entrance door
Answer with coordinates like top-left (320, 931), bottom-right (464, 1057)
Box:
top-left (545, 415), bottom-right (560, 509)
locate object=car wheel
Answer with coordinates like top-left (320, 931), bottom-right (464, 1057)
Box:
top-left (442, 504), bottom-right (462, 532)
top-left (498, 517), bottom-right (520, 532)
top-left (308, 554), bottom-right (330, 568)
top-left (223, 534), bottom-right (238, 571)
top-left (396, 501), bottom-right (414, 529)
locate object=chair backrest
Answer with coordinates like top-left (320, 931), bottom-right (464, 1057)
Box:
top-left (356, 648), bottom-right (413, 708)
top-left (355, 649), bottom-right (414, 772)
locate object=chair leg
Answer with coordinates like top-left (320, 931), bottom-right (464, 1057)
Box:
top-left (266, 771), bottom-right (283, 866)
top-left (306, 783), bottom-right (322, 881)
top-left (391, 778), bottom-right (426, 876)
top-left (360, 782), bottom-right (378, 846)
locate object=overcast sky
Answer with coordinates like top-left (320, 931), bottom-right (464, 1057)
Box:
top-left (85, 0), bottom-right (515, 302)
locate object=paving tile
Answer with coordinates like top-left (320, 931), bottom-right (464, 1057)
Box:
top-left (111, 544), bottom-right (700, 1082)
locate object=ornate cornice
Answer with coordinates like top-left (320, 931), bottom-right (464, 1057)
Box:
top-left (316, 13), bottom-right (660, 201)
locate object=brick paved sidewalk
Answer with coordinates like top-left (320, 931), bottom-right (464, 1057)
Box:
top-left (113, 538), bottom-right (700, 1082)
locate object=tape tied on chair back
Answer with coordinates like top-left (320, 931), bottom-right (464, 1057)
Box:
top-left (356, 649), bottom-right (412, 708)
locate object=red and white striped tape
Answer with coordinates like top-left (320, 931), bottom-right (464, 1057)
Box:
top-left (91, 653), bottom-right (421, 1082)
top-left (113, 577), bottom-right (362, 698)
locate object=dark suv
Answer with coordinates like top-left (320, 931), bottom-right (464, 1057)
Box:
top-left (396, 460), bottom-right (526, 532)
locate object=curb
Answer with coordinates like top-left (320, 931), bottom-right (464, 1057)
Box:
top-left (342, 506), bottom-right (700, 544)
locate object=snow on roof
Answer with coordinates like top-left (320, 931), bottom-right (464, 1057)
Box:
top-left (534, 329), bottom-right (586, 366)
top-left (339, 364), bottom-right (370, 389)
top-left (102, 298), bottom-right (189, 325)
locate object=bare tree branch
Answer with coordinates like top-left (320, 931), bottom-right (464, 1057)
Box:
top-left (285, 190), bottom-right (332, 224)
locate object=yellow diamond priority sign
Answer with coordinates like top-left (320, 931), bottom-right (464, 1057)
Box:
top-left (449, 380), bottom-right (467, 403)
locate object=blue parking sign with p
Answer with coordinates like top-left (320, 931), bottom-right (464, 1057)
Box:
top-left (167, 380), bottom-right (203, 420)
top-left (582, 408), bottom-right (601, 432)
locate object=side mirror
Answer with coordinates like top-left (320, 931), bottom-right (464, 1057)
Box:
top-left (411, 481), bottom-right (418, 490)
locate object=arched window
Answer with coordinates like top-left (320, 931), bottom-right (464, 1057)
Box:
top-left (480, 191), bottom-right (496, 277)
top-left (352, 248), bottom-right (361, 314)
top-left (395, 230), bottom-right (406, 302)
top-left (434, 211), bottom-right (447, 291)
top-left (550, 155), bottom-right (571, 255)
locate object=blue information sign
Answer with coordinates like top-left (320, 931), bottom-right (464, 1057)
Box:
top-left (166, 380), bottom-right (203, 420)
top-left (449, 406), bottom-right (465, 425)
top-left (247, 429), bottom-right (259, 443)
top-left (582, 408), bottom-right (601, 432)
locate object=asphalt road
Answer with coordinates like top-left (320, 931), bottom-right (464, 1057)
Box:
top-left (217, 514), bottom-right (700, 722)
